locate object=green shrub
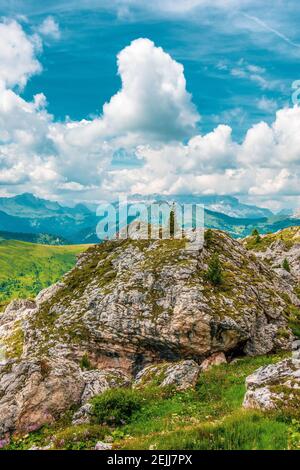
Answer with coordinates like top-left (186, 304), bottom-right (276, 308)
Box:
top-left (91, 388), bottom-right (143, 426)
top-left (288, 419), bottom-right (300, 450)
top-left (206, 253), bottom-right (223, 286)
top-left (80, 353), bottom-right (91, 370)
top-left (204, 229), bottom-right (213, 246)
top-left (251, 228), bottom-right (261, 244)
top-left (282, 258), bottom-right (290, 273)
top-left (284, 304), bottom-right (300, 338)
top-left (294, 284), bottom-right (300, 299)
top-left (255, 234), bottom-right (261, 244)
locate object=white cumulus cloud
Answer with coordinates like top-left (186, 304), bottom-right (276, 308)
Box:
top-left (0, 20), bottom-right (41, 89)
top-left (101, 38), bottom-right (200, 143)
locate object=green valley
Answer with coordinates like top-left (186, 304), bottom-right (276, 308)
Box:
top-left (0, 240), bottom-right (89, 308)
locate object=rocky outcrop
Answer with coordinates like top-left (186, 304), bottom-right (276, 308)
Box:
top-left (243, 227), bottom-right (300, 342)
top-left (134, 360), bottom-right (200, 391)
top-left (0, 359), bottom-right (84, 437)
top-left (243, 351), bottom-right (300, 411)
top-left (0, 230), bottom-right (298, 436)
top-left (243, 227), bottom-right (300, 280)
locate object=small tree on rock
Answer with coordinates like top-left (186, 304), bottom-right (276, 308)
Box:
top-left (169, 209), bottom-right (175, 238)
top-left (251, 228), bottom-right (261, 244)
top-left (204, 228), bottom-right (213, 246)
top-left (207, 253), bottom-right (223, 286)
top-left (282, 258), bottom-right (291, 272)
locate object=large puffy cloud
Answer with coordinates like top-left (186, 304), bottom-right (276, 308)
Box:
top-left (239, 106), bottom-right (300, 167)
top-left (101, 125), bottom-right (243, 196)
top-left (0, 20), bottom-right (41, 89)
top-left (136, 125), bottom-right (237, 176)
top-left (103, 105), bottom-right (300, 202)
top-left (101, 38), bottom-right (199, 142)
top-left (0, 23), bottom-right (200, 201)
top-left (0, 85), bottom-right (54, 186)
top-left (0, 20), bottom-right (110, 199)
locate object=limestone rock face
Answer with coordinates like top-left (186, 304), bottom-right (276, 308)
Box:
top-left (0, 359), bottom-right (84, 437)
top-left (0, 231), bottom-right (298, 436)
top-left (243, 227), bottom-right (300, 281)
top-left (134, 360), bottom-right (200, 391)
top-left (81, 369), bottom-right (131, 404)
top-left (243, 354), bottom-right (300, 411)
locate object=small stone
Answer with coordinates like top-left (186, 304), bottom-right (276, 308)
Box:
top-left (95, 441), bottom-right (112, 450)
top-left (72, 403), bottom-right (93, 425)
top-left (80, 369), bottom-right (131, 404)
top-left (292, 350), bottom-right (300, 360)
top-left (200, 352), bottom-right (227, 372)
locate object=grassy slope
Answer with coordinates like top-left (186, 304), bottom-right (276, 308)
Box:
top-left (243, 226), bottom-right (300, 252)
top-left (6, 353), bottom-right (300, 450)
top-left (0, 239), bottom-right (90, 307)
top-left (115, 354), bottom-right (294, 451)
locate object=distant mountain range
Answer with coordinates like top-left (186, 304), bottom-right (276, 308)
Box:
top-left (0, 192), bottom-right (300, 244)
top-left (0, 193), bottom-right (98, 244)
top-left (129, 194), bottom-right (273, 219)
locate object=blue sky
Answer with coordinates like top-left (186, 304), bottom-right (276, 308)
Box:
top-left (2, 0), bottom-right (299, 137)
top-left (0, 1), bottom-right (300, 210)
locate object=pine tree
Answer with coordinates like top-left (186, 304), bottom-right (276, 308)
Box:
top-left (207, 253), bottom-right (223, 286)
top-left (169, 208), bottom-right (175, 238)
top-left (251, 228), bottom-right (261, 243)
top-left (282, 258), bottom-right (290, 272)
top-left (167, 203), bottom-right (180, 238)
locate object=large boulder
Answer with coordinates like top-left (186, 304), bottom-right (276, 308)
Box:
top-left (243, 352), bottom-right (300, 411)
top-left (0, 359), bottom-right (84, 437)
top-left (19, 233), bottom-right (295, 368)
top-left (0, 231), bottom-right (298, 436)
top-left (134, 360), bottom-right (200, 391)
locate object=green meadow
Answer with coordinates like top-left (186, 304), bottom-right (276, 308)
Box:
top-left (5, 353), bottom-right (300, 450)
top-left (0, 239), bottom-right (89, 309)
